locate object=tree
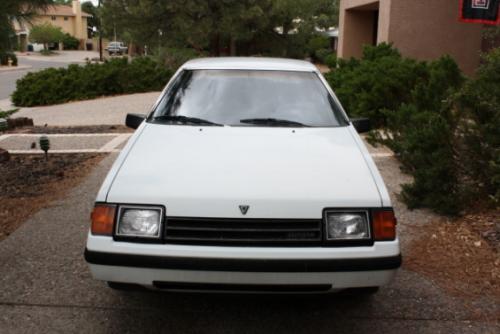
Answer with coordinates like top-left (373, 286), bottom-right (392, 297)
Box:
top-left (81, 1), bottom-right (99, 35)
top-left (29, 23), bottom-right (65, 51)
top-left (0, 0), bottom-right (53, 52)
top-left (99, 0), bottom-right (340, 57)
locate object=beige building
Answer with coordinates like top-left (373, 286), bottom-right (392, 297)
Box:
top-left (14, 0), bottom-right (91, 51)
top-left (337, 0), bottom-right (489, 75)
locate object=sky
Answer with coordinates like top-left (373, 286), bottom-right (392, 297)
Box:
top-left (82, 0), bottom-right (99, 6)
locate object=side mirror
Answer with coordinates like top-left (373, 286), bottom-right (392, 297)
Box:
top-left (125, 113), bottom-right (146, 129)
top-left (351, 118), bottom-right (371, 133)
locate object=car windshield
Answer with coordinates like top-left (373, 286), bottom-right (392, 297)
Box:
top-left (150, 69), bottom-right (348, 127)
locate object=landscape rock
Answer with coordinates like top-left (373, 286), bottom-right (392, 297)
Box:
top-left (7, 117), bottom-right (34, 129)
top-left (0, 148), bottom-right (10, 163)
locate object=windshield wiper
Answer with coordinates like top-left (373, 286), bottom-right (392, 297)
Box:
top-left (153, 115), bottom-right (222, 126)
top-left (239, 118), bottom-right (309, 127)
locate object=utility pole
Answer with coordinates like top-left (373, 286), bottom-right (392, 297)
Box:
top-left (98, 0), bottom-right (103, 62)
top-left (158, 29), bottom-right (162, 55)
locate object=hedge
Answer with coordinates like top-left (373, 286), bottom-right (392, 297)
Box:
top-left (455, 48), bottom-right (500, 205)
top-left (12, 57), bottom-right (173, 107)
top-left (0, 51), bottom-right (17, 66)
top-left (328, 43), bottom-right (499, 215)
top-left (325, 43), bottom-right (427, 127)
top-left (62, 33), bottom-right (79, 50)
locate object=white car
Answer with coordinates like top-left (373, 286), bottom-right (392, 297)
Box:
top-left (85, 57), bottom-right (401, 293)
top-left (106, 41), bottom-right (128, 55)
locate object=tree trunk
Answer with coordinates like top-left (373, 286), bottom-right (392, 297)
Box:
top-left (212, 33), bottom-right (221, 56)
top-left (282, 22), bottom-right (290, 57)
top-left (230, 36), bottom-right (236, 56)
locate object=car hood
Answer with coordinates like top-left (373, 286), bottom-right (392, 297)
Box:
top-left (106, 124), bottom-right (382, 218)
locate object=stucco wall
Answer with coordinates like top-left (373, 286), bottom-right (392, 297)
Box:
top-left (338, 0), bottom-right (383, 58)
top-left (387, 0), bottom-right (483, 75)
top-left (338, 0), bottom-right (484, 75)
top-left (339, 9), bottom-right (377, 58)
top-left (26, 15), bottom-right (88, 49)
top-left (31, 16), bottom-right (76, 36)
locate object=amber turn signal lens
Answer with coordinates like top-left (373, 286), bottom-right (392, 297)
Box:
top-left (91, 204), bottom-right (116, 236)
top-left (372, 209), bottom-right (397, 241)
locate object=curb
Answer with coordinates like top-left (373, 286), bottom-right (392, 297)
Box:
top-left (0, 65), bottom-right (32, 73)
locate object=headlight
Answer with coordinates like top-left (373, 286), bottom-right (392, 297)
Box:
top-left (324, 211), bottom-right (370, 240)
top-left (115, 205), bottom-right (164, 239)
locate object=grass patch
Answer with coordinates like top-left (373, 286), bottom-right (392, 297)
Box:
top-left (0, 109), bottom-right (19, 119)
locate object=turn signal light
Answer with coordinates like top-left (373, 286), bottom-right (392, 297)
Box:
top-left (91, 204), bottom-right (116, 236)
top-left (372, 209), bottom-right (397, 241)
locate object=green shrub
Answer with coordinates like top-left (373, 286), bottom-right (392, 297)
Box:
top-left (394, 107), bottom-right (459, 214)
top-left (10, 52), bottom-right (17, 66)
top-left (62, 33), bottom-right (79, 50)
top-left (324, 53), bottom-right (337, 68)
top-left (326, 43), bottom-right (427, 126)
top-left (0, 51), bottom-right (8, 65)
top-left (0, 108), bottom-right (18, 119)
top-left (40, 49), bottom-right (53, 56)
top-left (331, 43), bottom-right (482, 214)
top-left (155, 47), bottom-right (203, 70)
top-left (373, 56), bottom-right (464, 215)
top-left (314, 48), bottom-right (332, 64)
top-left (12, 57), bottom-right (173, 106)
top-left (456, 48), bottom-right (500, 204)
top-left (307, 35), bottom-right (331, 63)
top-left (308, 36), bottom-right (329, 53)
top-left (0, 51), bottom-right (17, 66)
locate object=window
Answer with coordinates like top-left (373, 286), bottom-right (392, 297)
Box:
top-left (64, 17), bottom-right (68, 21)
top-left (152, 70), bottom-right (348, 127)
top-left (51, 16), bottom-right (56, 20)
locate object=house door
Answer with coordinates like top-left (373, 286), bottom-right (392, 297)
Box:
top-left (19, 34), bottom-right (27, 52)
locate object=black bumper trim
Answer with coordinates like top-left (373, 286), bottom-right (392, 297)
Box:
top-left (84, 249), bottom-right (401, 273)
top-left (153, 281), bottom-right (333, 292)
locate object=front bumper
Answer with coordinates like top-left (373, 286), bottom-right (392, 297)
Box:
top-left (85, 248), bottom-right (401, 272)
top-left (84, 238), bottom-right (401, 291)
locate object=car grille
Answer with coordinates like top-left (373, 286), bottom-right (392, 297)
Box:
top-left (164, 217), bottom-right (323, 246)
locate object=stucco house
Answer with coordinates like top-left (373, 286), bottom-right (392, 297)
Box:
top-left (13, 0), bottom-right (91, 52)
top-left (337, 0), bottom-right (497, 75)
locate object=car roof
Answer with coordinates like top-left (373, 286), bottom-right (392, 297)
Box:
top-left (182, 57), bottom-right (318, 72)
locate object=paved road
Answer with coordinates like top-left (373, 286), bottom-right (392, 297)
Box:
top-left (0, 58), bottom-right (70, 100)
top-left (0, 151), bottom-right (498, 333)
top-left (0, 51), bottom-right (99, 101)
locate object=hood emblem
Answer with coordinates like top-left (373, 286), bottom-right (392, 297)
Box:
top-left (239, 205), bottom-right (249, 215)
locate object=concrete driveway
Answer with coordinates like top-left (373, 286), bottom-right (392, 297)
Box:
top-left (14, 92), bottom-right (161, 126)
top-left (0, 146), bottom-right (498, 333)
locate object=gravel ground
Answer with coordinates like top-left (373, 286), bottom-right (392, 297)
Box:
top-left (0, 154), bottom-right (104, 240)
top-left (14, 92), bottom-right (161, 126)
top-left (7, 125), bottom-right (133, 134)
top-left (0, 135), bottom-right (116, 151)
top-left (0, 146), bottom-right (498, 333)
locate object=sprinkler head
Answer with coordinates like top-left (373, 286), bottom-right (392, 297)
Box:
top-left (39, 135), bottom-right (50, 156)
top-left (0, 118), bottom-right (7, 131)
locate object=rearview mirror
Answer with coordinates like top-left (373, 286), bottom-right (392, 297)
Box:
top-left (126, 113), bottom-right (146, 129)
top-left (351, 118), bottom-right (371, 133)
